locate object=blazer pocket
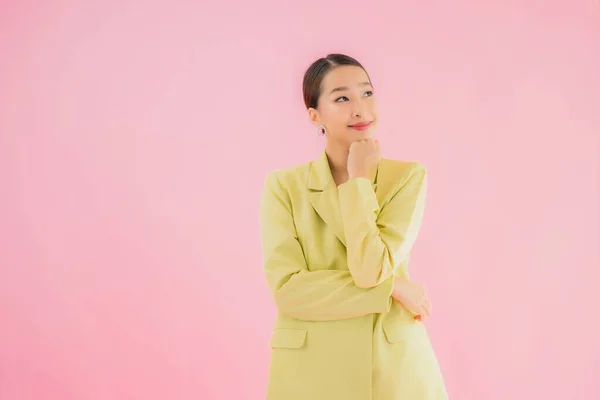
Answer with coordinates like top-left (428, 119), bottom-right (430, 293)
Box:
top-left (382, 320), bottom-right (424, 343)
top-left (269, 328), bottom-right (307, 349)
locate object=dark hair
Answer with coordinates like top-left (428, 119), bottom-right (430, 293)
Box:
top-left (302, 53), bottom-right (371, 110)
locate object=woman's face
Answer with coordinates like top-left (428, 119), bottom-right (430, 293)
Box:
top-left (309, 65), bottom-right (378, 147)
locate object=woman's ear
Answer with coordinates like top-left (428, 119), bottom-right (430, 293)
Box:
top-left (307, 107), bottom-right (320, 126)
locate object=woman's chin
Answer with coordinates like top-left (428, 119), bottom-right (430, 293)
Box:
top-left (348, 128), bottom-right (374, 138)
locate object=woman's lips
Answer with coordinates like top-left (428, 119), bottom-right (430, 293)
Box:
top-left (348, 121), bottom-right (372, 131)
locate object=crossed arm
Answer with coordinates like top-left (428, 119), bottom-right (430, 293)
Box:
top-left (338, 163), bottom-right (427, 288)
top-left (259, 163), bottom-right (427, 322)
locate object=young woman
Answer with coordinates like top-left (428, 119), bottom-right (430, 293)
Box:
top-left (259, 53), bottom-right (448, 400)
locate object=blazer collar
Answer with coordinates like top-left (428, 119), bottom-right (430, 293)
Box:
top-left (307, 150), bottom-right (379, 247)
top-left (308, 150), bottom-right (378, 191)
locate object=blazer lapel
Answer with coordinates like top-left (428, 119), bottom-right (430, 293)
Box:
top-left (308, 151), bottom-right (346, 246)
top-left (307, 151), bottom-right (380, 248)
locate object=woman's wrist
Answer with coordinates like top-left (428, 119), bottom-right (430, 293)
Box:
top-left (391, 276), bottom-right (406, 300)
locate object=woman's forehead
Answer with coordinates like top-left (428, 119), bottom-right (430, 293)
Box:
top-left (321, 65), bottom-right (370, 91)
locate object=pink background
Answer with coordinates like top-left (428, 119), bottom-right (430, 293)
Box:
top-left (1, 1), bottom-right (599, 399)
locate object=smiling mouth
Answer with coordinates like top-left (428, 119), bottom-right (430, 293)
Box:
top-left (348, 121), bottom-right (373, 130)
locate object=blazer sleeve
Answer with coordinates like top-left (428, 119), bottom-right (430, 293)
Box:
top-left (337, 162), bottom-right (427, 288)
top-left (259, 171), bottom-right (395, 322)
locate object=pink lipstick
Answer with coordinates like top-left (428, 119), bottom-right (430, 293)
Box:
top-left (348, 121), bottom-right (372, 131)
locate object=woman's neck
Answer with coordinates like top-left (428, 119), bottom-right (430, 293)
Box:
top-left (325, 142), bottom-right (350, 186)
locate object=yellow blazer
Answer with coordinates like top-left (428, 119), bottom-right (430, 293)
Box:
top-left (259, 150), bottom-right (447, 400)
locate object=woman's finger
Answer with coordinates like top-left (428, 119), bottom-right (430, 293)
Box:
top-left (421, 298), bottom-right (432, 318)
top-left (423, 296), bottom-right (432, 314)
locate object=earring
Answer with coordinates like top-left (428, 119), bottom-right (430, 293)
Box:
top-left (316, 125), bottom-right (326, 136)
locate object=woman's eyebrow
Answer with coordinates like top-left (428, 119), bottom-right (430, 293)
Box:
top-left (329, 82), bottom-right (372, 95)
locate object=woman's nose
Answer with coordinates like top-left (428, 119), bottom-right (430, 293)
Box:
top-left (352, 100), bottom-right (370, 118)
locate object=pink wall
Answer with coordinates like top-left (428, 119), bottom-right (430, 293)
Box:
top-left (1, 1), bottom-right (599, 399)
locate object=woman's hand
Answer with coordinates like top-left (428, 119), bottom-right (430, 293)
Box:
top-left (347, 139), bottom-right (381, 180)
top-left (392, 277), bottom-right (431, 321)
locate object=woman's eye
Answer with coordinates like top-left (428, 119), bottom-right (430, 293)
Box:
top-left (335, 92), bottom-right (373, 102)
